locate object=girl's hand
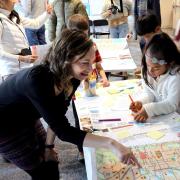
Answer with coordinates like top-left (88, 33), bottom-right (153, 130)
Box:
top-left (44, 148), bottom-right (59, 162)
top-left (19, 55), bottom-right (38, 63)
top-left (129, 101), bottom-right (142, 113)
top-left (112, 140), bottom-right (141, 167)
top-left (133, 107), bottom-right (148, 123)
top-left (100, 79), bottom-right (110, 87)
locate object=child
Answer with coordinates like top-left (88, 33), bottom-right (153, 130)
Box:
top-left (135, 12), bottom-right (161, 45)
top-left (67, 14), bottom-right (110, 94)
top-left (130, 33), bottom-right (180, 122)
top-left (133, 12), bottom-right (162, 77)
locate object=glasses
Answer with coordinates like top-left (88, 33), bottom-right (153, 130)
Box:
top-left (145, 54), bottom-right (167, 65)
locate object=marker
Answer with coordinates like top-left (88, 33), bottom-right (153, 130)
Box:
top-left (98, 118), bottom-right (121, 122)
top-left (111, 124), bottom-right (133, 129)
top-left (128, 94), bottom-right (134, 103)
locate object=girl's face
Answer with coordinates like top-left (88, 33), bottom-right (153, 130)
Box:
top-left (145, 52), bottom-right (168, 78)
top-left (1, 0), bottom-right (17, 11)
top-left (71, 46), bottom-right (95, 81)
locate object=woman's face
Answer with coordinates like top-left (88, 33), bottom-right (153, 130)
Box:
top-left (71, 46), bottom-right (95, 81)
top-left (145, 51), bottom-right (168, 78)
top-left (0, 0), bottom-right (18, 11)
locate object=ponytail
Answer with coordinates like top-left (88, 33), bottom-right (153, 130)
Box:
top-left (9, 10), bottom-right (20, 24)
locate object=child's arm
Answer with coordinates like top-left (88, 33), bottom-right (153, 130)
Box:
top-left (143, 75), bottom-right (180, 118)
top-left (96, 62), bottom-right (110, 87)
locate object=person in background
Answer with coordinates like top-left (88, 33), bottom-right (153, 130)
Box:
top-left (129, 33), bottom-right (180, 122)
top-left (0, 0), bottom-right (52, 80)
top-left (0, 29), bottom-right (140, 180)
top-left (67, 14), bottom-right (110, 88)
top-left (131, 12), bottom-right (161, 78)
top-left (17, 0), bottom-right (48, 46)
top-left (174, 19), bottom-right (180, 50)
top-left (47, 0), bottom-right (88, 42)
top-left (128, 0), bottom-right (161, 51)
top-left (135, 12), bottom-right (161, 48)
top-left (101, 0), bottom-right (132, 38)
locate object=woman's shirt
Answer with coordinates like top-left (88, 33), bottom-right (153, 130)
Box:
top-left (0, 65), bottom-right (86, 148)
top-left (139, 70), bottom-right (180, 117)
top-left (0, 8), bottom-right (49, 76)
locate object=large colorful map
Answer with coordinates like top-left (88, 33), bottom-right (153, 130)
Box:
top-left (96, 142), bottom-right (180, 180)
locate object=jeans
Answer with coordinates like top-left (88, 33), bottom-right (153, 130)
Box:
top-left (110, 23), bottom-right (128, 38)
top-left (25, 25), bottom-right (46, 46)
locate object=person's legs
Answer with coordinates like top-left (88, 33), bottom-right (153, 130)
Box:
top-left (25, 28), bottom-right (39, 46)
top-left (25, 161), bottom-right (59, 180)
top-left (110, 26), bottom-right (119, 38)
top-left (0, 120), bottom-right (59, 179)
top-left (117, 23), bottom-right (128, 38)
top-left (37, 25), bottom-right (46, 45)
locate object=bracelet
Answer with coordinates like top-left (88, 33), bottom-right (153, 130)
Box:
top-left (45, 144), bottom-right (54, 149)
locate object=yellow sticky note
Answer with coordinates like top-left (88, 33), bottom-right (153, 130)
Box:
top-left (107, 89), bottom-right (120, 94)
top-left (115, 82), bottom-right (125, 87)
top-left (75, 91), bottom-right (82, 98)
top-left (116, 130), bottom-right (130, 139)
top-left (103, 99), bottom-right (114, 107)
top-left (147, 131), bottom-right (165, 140)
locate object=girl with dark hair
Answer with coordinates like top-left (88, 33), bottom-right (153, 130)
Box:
top-left (130, 33), bottom-right (180, 122)
top-left (0, 29), bottom-right (139, 180)
top-left (0, 0), bottom-right (52, 80)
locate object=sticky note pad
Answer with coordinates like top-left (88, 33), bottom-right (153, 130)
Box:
top-left (107, 89), bottom-right (120, 94)
top-left (147, 131), bottom-right (165, 140)
top-left (75, 91), bottom-right (82, 98)
top-left (116, 130), bottom-right (130, 139)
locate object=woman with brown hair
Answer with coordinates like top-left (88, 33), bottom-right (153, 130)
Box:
top-left (0, 29), bottom-right (139, 179)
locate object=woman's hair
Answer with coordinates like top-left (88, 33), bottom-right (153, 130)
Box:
top-left (142, 32), bottom-right (180, 88)
top-left (0, 1), bottom-right (20, 24)
top-left (67, 14), bottom-right (89, 31)
top-left (44, 29), bottom-right (93, 96)
top-left (9, 10), bottom-right (20, 24)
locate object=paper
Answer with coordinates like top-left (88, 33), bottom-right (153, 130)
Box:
top-left (116, 130), bottom-right (130, 139)
top-left (147, 130), bottom-right (165, 140)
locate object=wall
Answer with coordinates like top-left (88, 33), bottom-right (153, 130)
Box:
top-left (160, 0), bottom-right (173, 28)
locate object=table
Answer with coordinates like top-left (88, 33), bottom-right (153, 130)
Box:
top-left (74, 79), bottom-right (180, 180)
top-left (93, 38), bottom-right (137, 72)
top-left (33, 39), bottom-right (137, 73)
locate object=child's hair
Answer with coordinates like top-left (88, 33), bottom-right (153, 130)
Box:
top-left (142, 32), bottom-right (180, 88)
top-left (135, 12), bottom-right (160, 36)
top-left (67, 14), bottom-right (89, 31)
top-left (44, 29), bottom-right (93, 96)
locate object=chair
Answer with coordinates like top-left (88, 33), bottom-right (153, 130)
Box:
top-left (93, 19), bottom-right (110, 38)
top-left (89, 20), bottom-right (94, 37)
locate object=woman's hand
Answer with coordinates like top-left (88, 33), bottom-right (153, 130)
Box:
top-left (133, 107), bottom-right (148, 123)
top-left (19, 55), bottom-right (38, 63)
top-left (46, 3), bottom-right (53, 14)
top-left (129, 101), bottom-right (142, 113)
top-left (44, 148), bottom-right (59, 162)
top-left (83, 134), bottom-right (141, 167)
top-left (111, 140), bottom-right (141, 167)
